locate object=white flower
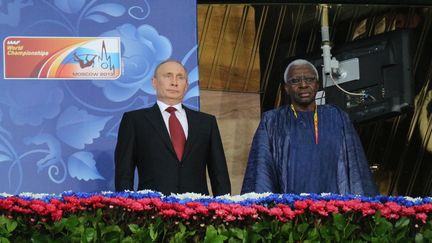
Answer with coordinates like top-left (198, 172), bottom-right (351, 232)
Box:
top-left (18, 192), bottom-right (53, 199)
top-left (170, 192), bottom-right (211, 200)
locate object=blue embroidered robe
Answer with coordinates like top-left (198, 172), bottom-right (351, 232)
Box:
top-left (241, 105), bottom-right (378, 196)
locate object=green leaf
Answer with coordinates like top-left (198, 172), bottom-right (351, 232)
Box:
top-left (5, 221), bottom-right (16, 234)
top-left (281, 221), bottom-right (293, 234)
top-left (252, 222), bottom-right (270, 233)
top-left (227, 238), bottom-right (242, 243)
top-left (0, 217), bottom-right (6, 224)
top-left (128, 224), bottom-right (141, 234)
top-left (248, 232), bottom-right (263, 243)
top-left (49, 220), bottom-right (66, 234)
top-left (84, 228), bottom-right (96, 242)
top-left (101, 225), bottom-right (122, 241)
top-left (149, 223), bottom-right (158, 241)
top-left (360, 232), bottom-right (371, 241)
top-left (424, 229), bottom-right (432, 240)
top-left (415, 233), bottom-right (424, 243)
top-left (0, 237), bottom-right (10, 243)
top-left (64, 216), bottom-right (80, 229)
top-left (395, 217), bottom-right (410, 229)
top-left (307, 228), bottom-right (320, 240)
top-left (319, 227), bottom-right (332, 240)
top-left (204, 225), bottom-right (228, 243)
top-left (102, 225), bottom-right (122, 234)
top-left (121, 236), bottom-right (135, 243)
top-left (31, 234), bottom-right (54, 243)
top-left (297, 223), bottom-right (309, 234)
top-left (289, 232), bottom-right (295, 243)
top-left (375, 221), bottom-right (393, 236)
top-left (335, 230), bottom-right (340, 242)
top-left (230, 228), bottom-right (245, 240)
top-left (333, 213), bottom-right (345, 231)
top-left (343, 224), bottom-right (360, 239)
top-left (178, 223), bottom-right (186, 234)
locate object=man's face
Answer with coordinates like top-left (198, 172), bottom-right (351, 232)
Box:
top-left (152, 61), bottom-right (188, 105)
top-left (284, 64), bottom-right (319, 110)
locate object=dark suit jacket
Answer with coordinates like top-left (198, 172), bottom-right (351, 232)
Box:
top-left (115, 103), bottom-right (231, 196)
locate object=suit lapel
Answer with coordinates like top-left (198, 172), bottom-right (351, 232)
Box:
top-left (145, 104), bottom-right (177, 157)
top-left (182, 106), bottom-right (199, 161)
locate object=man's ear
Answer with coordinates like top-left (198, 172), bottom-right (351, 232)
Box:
top-left (152, 77), bottom-right (157, 88)
top-left (284, 83), bottom-right (290, 95)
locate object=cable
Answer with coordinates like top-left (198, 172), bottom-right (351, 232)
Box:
top-left (328, 72), bottom-right (377, 101)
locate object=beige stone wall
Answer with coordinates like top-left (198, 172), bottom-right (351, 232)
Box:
top-left (200, 90), bottom-right (260, 195)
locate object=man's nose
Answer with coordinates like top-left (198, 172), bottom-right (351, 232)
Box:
top-left (170, 77), bottom-right (179, 86)
top-left (298, 79), bottom-right (309, 87)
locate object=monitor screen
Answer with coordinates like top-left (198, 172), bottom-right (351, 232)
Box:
top-left (313, 29), bottom-right (414, 123)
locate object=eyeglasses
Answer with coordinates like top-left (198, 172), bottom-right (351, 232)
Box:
top-left (286, 76), bottom-right (317, 85)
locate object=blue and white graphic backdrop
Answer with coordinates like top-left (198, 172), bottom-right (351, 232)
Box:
top-left (0, 0), bottom-right (199, 194)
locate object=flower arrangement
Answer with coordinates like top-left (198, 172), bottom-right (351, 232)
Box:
top-left (0, 191), bottom-right (431, 242)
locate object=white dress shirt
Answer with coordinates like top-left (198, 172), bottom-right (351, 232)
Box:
top-left (156, 100), bottom-right (188, 138)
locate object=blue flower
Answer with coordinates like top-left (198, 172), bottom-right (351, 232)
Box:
top-left (93, 24), bottom-right (172, 102)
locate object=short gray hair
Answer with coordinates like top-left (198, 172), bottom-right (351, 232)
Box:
top-left (283, 59), bottom-right (319, 83)
top-left (153, 59), bottom-right (188, 79)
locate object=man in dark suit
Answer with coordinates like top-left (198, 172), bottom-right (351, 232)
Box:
top-left (115, 60), bottom-right (231, 196)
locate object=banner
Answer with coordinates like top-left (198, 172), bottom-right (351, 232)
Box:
top-left (0, 0), bottom-right (199, 194)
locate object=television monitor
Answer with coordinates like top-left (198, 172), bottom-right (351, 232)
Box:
top-left (312, 29), bottom-right (414, 123)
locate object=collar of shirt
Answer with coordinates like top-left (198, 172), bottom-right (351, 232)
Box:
top-left (156, 100), bottom-right (188, 138)
top-left (156, 100), bottom-right (184, 115)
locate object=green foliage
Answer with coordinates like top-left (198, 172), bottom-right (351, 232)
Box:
top-left (0, 216), bottom-right (17, 243)
top-left (0, 210), bottom-right (431, 241)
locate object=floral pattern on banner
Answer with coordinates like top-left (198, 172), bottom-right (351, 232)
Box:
top-left (0, 0), bottom-right (199, 194)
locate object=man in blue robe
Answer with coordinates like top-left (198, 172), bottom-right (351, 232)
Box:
top-left (241, 59), bottom-right (378, 196)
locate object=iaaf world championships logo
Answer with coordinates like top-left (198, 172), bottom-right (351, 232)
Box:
top-left (3, 37), bottom-right (121, 79)
top-left (71, 40), bottom-right (119, 78)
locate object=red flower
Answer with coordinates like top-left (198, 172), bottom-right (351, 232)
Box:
top-left (11, 205), bottom-right (32, 214)
top-left (252, 204), bottom-right (269, 214)
top-left (195, 205), bottom-right (209, 215)
top-left (151, 198), bottom-right (162, 207)
top-left (325, 204), bottom-right (339, 214)
top-left (385, 202), bottom-right (402, 213)
top-left (30, 204), bottom-right (46, 215)
top-left (224, 215), bottom-right (236, 221)
top-left (294, 200), bottom-right (308, 210)
top-left (268, 207), bottom-right (283, 217)
top-left (416, 213), bottom-right (427, 224)
top-left (138, 198), bottom-right (153, 207)
top-left (208, 202), bottom-right (222, 211)
top-left (361, 208), bottom-right (376, 216)
top-left (400, 207), bottom-right (416, 217)
top-left (0, 199), bottom-right (14, 210)
top-left (389, 213), bottom-right (400, 219)
top-left (45, 204), bottom-right (57, 213)
top-left (215, 209), bottom-right (229, 218)
top-left (380, 207), bottom-right (392, 217)
top-left (281, 207), bottom-right (296, 219)
top-left (159, 209), bottom-right (177, 217)
top-left (16, 198), bottom-right (31, 207)
top-left (309, 201), bottom-right (328, 216)
top-left (51, 210), bottom-right (63, 221)
top-left (129, 202), bottom-right (144, 211)
top-left (238, 207), bottom-right (257, 217)
top-left (185, 202), bottom-right (203, 208)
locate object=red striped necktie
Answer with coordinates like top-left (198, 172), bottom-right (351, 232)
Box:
top-left (165, 107), bottom-right (186, 161)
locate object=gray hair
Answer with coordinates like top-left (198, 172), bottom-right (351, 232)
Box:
top-left (153, 59), bottom-right (188, 79)
top-left (283, 59), bottom-right (319, 83)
